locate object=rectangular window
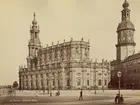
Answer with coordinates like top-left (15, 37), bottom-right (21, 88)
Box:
top-left (58, 80), bottom-right (60, 85)
top-left (41, 80), bottom-right (43, 86)
top-left (105, 80), bottom-right (107, 86)
top-left (98, 80), bottom-right (101, 86)
top-left (53, 80), bottom-right (55, 86)
top-left (77, 78), bottom-right (81, 86)
top-left (35, 32), bottom-right (37, 38)
top-left (87, 80), bottom-right (90, 86)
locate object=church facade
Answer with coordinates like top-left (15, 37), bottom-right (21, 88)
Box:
top-left (110, 0), bottom-right (140, 89)
top-left (18, 13), bottom-right (110, 90)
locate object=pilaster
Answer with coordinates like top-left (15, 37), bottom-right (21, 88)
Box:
top-left (43, 73), bottom-right (46, 89)
top-left (37, 74), bottom-right (41, 90)
top-left (27, 75), bottom-right (31, 90)
top-left (23, 75), bottom-right (27, 90)
top-left (32, 75), bottom-right (36, 90)
top-left (20, 76), bottom-right (24, 90)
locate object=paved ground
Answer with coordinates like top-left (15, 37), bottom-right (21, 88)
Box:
top-left (0, 90), bottom-right (140, 105)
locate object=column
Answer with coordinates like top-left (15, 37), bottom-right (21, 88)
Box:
top-left (32, 74), bottom-right (36, 90)
top-left (27, 75), bottom-right (31, 90)
top-left (72, 70), bottom-right (76, 89)
top-left (70, 70), bottom-right (73, 89)
top-left (43, 73), bottom-right (46, 89)
top-left (82, 69), bottom-right (86, 89)
top-left (50, 73), bottom-right (53, 91)
top-left (23, 75), bottom-right (27, 90)
top-left (37, 74), bottom-right (41, 90)
top-left (54, 73), bottom-right (58, 89)
top-left (61, 69), bottom-right (65, 90)
top-left (42, 54), bottom-right (45, 65)
top-left (90, 69), bottom-right (94, 88)
top-left (57, 72), bottom-right (60, 89)
top-left (20, 76), bottom-right (24, 90)
top-left (93, 69), bottom-right (96, 86)
top-left (70, 68), bottom-right (76, 89)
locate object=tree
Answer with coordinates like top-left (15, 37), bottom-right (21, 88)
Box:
top-left (12, 81), bottom-right (18, 89)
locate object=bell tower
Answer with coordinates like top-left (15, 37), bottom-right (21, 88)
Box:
top-left (116, 0), bottom-right (136, 61)
top-left (27, 12), bottom-right (41, 68)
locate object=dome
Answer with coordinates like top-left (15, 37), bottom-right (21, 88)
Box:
top-left (123, 0), bottom-right (129, 8)
top-left (117, 20), bottom-right (135, 32)
top-left (32, 19), bottom-right (37, 25)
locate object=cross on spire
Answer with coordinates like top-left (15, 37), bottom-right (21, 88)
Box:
top-left (34, 12), bottom-right (36, 19)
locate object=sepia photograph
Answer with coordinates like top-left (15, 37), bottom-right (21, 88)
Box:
top-left (0, 0), bottom-right (140, 105)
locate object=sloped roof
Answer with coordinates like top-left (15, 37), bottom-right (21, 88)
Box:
top-left (123, 53), bottom-right (140, 62)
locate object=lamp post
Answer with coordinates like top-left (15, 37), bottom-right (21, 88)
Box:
top-left (117, 71), bottom-right (122, 103)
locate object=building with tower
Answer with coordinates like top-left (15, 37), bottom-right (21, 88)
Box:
top-left (110, 0), bottom-right (140, 89)
top-left (18, 13), bottom-right (110, 90)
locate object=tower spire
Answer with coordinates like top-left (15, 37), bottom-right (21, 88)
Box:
top-left (116, 0), bottom-right (135, 61)
top-left (32, 12), bottom-right (37, 25)
top-left (28, 12), bottom-right (41, 58)
top-left (121, 0), bottom-right (130, 21)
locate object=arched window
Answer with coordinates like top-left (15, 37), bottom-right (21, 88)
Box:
top-left (105, 80), bottom-right (107, 86)
top-left (41, 80), bottom-right (43, 87)
top-left (53, 80), bottom-right (55, 86)
top-left (36, 48), bottom-right (38, 56)
top-left (67, 79), bottom-right (70, 86)
top-left (31, 80), bottom-right (33, 87)
top-left (46, 73), bottom-right (48, 78)
top-left (47, 81), bottom-right (48, 86)
top-left (98, 79), bottom-right (101, 86)
top-left (87, 79), bottom-right (90, 86)
top-left (36, 74), bottom-right (38, 78)
top-left (36, 80), bottom-right (38, 87)
top-left (77, 78), bottom-right (81, 86)
top-left (41, 74), bottom-right (43, 78)
top-left (35, 32), bottom-right (37, 38)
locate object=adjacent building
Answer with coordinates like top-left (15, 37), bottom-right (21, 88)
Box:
top-left (110, 0), bottom-right (140, 89)
top-left (18, 13), bottom-right (110, 90)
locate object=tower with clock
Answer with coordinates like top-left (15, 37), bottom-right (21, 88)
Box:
top-left (116, 0), bottom-right (136, 61)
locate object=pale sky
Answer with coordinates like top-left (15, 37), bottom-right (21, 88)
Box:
top-left (0, 0), bottom-right (140, 85)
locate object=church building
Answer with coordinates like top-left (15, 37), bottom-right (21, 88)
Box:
top-left (18, 13), bottom-right (110, 90)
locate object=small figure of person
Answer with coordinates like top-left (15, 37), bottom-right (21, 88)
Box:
top-left (58, 90), bottom-right (60, 96)
top-left (43, 89), bottom-right (45, 95)
top-left (3, 90), bottom-right (4, 95)
top-left (50, 91), bottom-right (52, 97)
top-left (35, 91), bottom-right (38, 97)
top-left (120, 95), bottom-right (124, 104)
top-left (115, 94), bottom-right (119, 103)
top-left (56, 90), bottom-right (60, 96)
top-left (79, 90), bottom-right (83, 100)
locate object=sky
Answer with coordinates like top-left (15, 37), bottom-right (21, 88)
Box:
top-left (0, 0), bottom-right (140, 85)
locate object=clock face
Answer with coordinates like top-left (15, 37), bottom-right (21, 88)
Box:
top-left (124, 30), bottom-right (129, 36)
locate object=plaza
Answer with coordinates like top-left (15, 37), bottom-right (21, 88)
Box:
top-left (0, 89), bottom-right (140, 105)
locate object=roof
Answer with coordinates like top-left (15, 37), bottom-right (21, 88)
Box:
top-left (123, 53), bottom-right (140, 62)
top-left (117, 20), bottom-right (135, 32)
